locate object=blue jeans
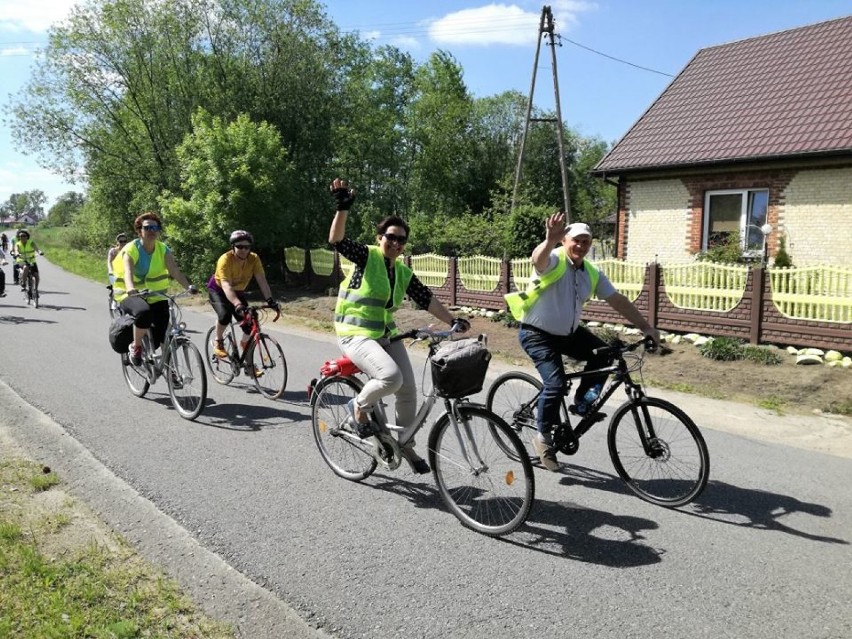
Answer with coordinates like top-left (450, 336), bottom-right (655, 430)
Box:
top-left (518, 325), bottom-right (609, 436)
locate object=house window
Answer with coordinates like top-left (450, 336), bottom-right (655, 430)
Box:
top-left (704, 189), bottom-right (769, 254)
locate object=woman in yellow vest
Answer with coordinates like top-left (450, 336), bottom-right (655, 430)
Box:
top-left (112, 212), bottom-right (196, 366)
top-left (329, 178), bottom-right (469, 474)
top-left (506, 211), bottom-right (659, 471)
top-left (13, 229), bottom-right (43, 292)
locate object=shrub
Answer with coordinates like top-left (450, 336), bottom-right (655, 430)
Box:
top-left (743, 345), bottom-right (783, 365)
top-left (773, 236), bottom-right (793, 268)
top-left (699, 336), bottom-right (744, 361)
top-left (591, 325), bottom-right (619, 345)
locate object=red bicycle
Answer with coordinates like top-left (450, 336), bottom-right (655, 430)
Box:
top-left (204, 304), bottom-right (288, 400)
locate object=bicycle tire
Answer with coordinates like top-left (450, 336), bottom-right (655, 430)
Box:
top-left (486, 371), bottom-right (569, 463)
top-left (33, 282), bottom-right (39, 309)
top-left (311, 376), bottom-right (377, 481)
top-left (428, 405), bottom-right (535, 537)
top-left (167, 338), bottom-right (207, 421)
top-left (204, 326), bottom-right (236, 385)
top-left (249, 333), bottom-right (288, 400)
top-left (608, 396), bottom-right (709, 507)
top-left (121, 353), bottom-right (150, 397)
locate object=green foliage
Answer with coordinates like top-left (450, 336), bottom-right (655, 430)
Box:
top-left (743, 345), bottom-right (783, 365)
top-left (506, 204), bottom-right (553, 259)
top-left (591, 324), bottom-right (620, 345)
top-left (45, 191), bottom-right (85, 227)
top-left (773, 235), bottom-right (793, 268)
top-left (0, 190), bottom-right (47, 221)
top-left (696, 232), bottom-right (746, 264)
top-left (698, 336), bottom-right (745, 361)
top-left (159, 109), bottom-right (294, 283)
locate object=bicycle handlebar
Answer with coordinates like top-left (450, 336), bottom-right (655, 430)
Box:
top-left (592, 334), bottom-right (657, 358)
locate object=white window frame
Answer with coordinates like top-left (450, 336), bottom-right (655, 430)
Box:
top-left (702, 188), bottom-right (769, 256)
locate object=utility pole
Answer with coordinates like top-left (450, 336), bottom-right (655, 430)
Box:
top-left (511, 5), bottom-right (571, 221)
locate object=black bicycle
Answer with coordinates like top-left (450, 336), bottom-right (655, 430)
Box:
top-left (486, 336), bottom-right (709, 507)
top-left (20, 259), bottom-right (40, 308)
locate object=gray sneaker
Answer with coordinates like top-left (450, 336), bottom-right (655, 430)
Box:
top-left (531, 433), bottom-right (560, 472)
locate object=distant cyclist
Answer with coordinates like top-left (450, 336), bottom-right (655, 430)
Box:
top-left (13, 230), bottom-right (44, 292)
top-left (207, 230), bottom-right (278, 361)
top-left (0, 233), bottom-right (8, 252)
top-left (107, 232), bottom-right (129, 284)
top-left (111, 212), bottom-right (196, 366)
top-left (0, 243), bottom-right (8, 297)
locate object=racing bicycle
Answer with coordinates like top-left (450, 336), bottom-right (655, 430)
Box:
top-left (204, 304), bottom-right (288, 400)
top-left (486, 336), bottom-right (709, 507)
top-left (309, 328), bottom-right (534, 537)
top-left (120, 289), bottom-right (207, 420)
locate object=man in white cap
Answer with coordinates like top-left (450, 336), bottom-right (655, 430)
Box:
top-left (505, 211), bottom-right (659, 471)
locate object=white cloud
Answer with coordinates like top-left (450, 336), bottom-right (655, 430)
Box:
top-left (0, 45), bottom-right (29, 56)
top-left (0, 0), bottom-right (80, 33)
top-left (390, 35), bottom-right (420, 49)
top-left (428, 2), bottom-right (595, 47)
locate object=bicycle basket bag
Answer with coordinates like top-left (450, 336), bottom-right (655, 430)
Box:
top-left (108, 313), bottom-right (135, 354)
top-left (430, 337), bottom-right (491, 398)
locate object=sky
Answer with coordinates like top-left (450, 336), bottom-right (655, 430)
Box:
top-left (1, 0), bottom-right (850, 209)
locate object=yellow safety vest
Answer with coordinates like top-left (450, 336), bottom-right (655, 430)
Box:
top-left (334, 246), bottom-right (413, 338)
top-left (112, 239), bottom-right (170, 303)
top-left (505, 251), bottom-right (600, 322)
top-left (14, 239), bottom-right (37, 263)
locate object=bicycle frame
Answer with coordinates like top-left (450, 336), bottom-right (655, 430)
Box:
top-left (129, 292), bottom-right (190, 383)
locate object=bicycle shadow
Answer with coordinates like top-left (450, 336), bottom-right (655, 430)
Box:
top-left (506, 500), bottom-right (663, 567)
top-left (187, 399), bottom-right (307, 431)
top-left (558, 464), bottom-right (847, 545)
top-left (36, 303), bottom-right (87, 311)
top-left (37, 290), bottom-right (69, 295)
top-left (685, 480), bottom-right (848, 545)
top-left (0, 314), bottom-right (58, 325)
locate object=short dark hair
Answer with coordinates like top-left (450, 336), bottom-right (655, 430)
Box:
top-left (376, 215), bottom-right (409, 237)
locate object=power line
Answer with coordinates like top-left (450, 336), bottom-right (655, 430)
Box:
top-left (558, 36), bottom-right (674, 77)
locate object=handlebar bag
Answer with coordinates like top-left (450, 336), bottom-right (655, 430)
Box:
top-left (430, 337), bottom-right (491, 398)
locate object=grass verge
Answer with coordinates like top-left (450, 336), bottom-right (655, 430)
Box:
top-left (0, 456), bottom-right (234, 638)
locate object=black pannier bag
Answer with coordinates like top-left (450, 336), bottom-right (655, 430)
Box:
top-left (430, 337), bottom-right (492, 398)
top-left (108, 313), bottom-right (135, 354)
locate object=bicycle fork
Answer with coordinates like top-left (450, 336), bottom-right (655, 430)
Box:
top-left (444, 400), bottom-right (488, 475)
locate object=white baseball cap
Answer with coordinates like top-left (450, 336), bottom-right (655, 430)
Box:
top-left (566, 222), bottom-right (592, 238)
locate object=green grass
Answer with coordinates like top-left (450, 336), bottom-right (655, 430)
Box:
top-left (0, 458), bottom-right (235, 639)
top-left (33, 227), bottom-right (108, 283)
top-left (756, 396), bottom-right (786, 414)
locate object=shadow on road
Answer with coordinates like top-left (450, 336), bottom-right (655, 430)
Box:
top-left (365, 469), bottom-right (662, 567)
top-left (686, 480), bottom-right (849, 544)
top-left (36, 303), bottom-right (87, 311)
top-left (0, 314), bottom-right (58, 325)
top-left (186, 398), bottom-right (307, 431)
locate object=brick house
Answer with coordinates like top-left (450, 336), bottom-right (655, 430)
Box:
top-left (593, 16), bottom-right (852, 266)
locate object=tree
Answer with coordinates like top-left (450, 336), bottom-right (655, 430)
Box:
top-left (0, 190), bottom-right (47, 221)
top-left (159, 109), bottom-right (295, 283)
top-left (47, 191), bottom-right (86, 227)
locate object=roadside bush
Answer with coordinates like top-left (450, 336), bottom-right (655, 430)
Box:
top-left (591, 325), bottom-right (619, 345)
top-left (743, 345), bottom-right (783, 365)
top-left (699, 336), bottom-right (744, 361)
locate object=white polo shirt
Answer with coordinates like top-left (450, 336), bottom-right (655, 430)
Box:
top-left (521, 250), bottom-right (616, 336)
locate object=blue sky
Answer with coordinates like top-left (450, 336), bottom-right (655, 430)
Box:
top-left (1, 0), bottom-right (850, 208)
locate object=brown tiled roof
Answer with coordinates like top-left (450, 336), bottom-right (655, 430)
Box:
top-left (595, 16), bottom-right (852, 174)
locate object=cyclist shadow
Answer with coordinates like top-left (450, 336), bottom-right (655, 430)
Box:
top-left (0, 314), bottom-right (58, 325)
top-left (366, 473), bottom-right (445, 510)
top-left (187, 399), bottom-right (307, 431)
top-left (685, 480), bottom-right (848, 545)
top-left (36, 303), bottom-right (87, 311)
top-left (513, 500), bottom-right (662, 567)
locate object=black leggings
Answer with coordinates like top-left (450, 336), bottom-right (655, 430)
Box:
top-left (120, 297), bottom-right (170, 349)
top-left (208, 290), bottom-right (250, 336)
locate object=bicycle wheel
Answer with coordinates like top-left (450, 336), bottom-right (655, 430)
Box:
top-left (429, 406), bottom-right (535, 536)
top-left (608, 397), bottom-right (709, 507)
top-left (486, 371), bottom-right (569, 462)
top-left (311, 376), bottom-right (377, 481)
top-left (167, 338), bottom-right (207, 420)
top-left (121, 353), bottom-right (150, 397)
top-left (204, 326), bottom-right (236, 385)
top-left (249, 333), bottom-right (288, 400)
top-left (33, 282), bottom-right (39, 308)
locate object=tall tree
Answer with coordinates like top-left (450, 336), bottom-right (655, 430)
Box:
top-left (47, 191), bottom-right (86, 226)
top-left (0, 190), bottom-right (47, 221)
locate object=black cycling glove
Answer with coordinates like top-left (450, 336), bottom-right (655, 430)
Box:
top-left (233, 305), bottom-right (247, 321)
top-left (266, 297), bottom-right (280, 311)
top-left (331, 186), bottom-right (356, 211)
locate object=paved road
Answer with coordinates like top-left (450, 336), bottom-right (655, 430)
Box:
top-left (1, 259), bottom-right (850, 639)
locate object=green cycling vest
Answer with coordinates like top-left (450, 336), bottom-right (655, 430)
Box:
top-left (112, 239), bottom-right (170, 303)
top-left (334, 246), bottom-right (413, 338)
top-left (14, 239), bottom-right (36, 263)
top-left (505, 251), bottom-right (600, 322)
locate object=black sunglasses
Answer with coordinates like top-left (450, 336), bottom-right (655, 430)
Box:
top-left (141, 224), bottom-right (161, 231)
top-left (233, 244), bottom-right (252, 250)
top-left (382, 233), bottom-right (407, 245)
